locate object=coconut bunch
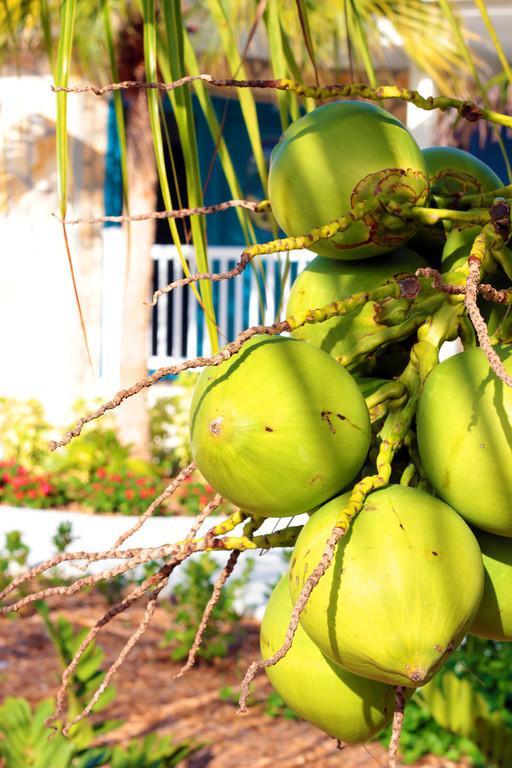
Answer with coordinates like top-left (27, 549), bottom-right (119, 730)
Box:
top-left (187, 101), bottom-right (512, 750)
top-left (5, 94), bottom-right (512, 760)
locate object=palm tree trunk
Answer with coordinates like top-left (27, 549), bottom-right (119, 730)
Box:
top-left (114, 85), bottom-right (157, 461)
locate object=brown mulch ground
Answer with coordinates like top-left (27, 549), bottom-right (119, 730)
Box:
top-left (0, 592), bottom-right (468, 768)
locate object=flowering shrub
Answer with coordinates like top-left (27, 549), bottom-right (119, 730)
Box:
top-left (174, 472), bottom-right (235, 517)
top-left (176, 473), bottom-right (218, 516)
top-left (76, 468), bottom-right (161, 515)
top-left (0, 462), bottom-right (234, 518)
top-left (0, 460), bottom-right (67, 509)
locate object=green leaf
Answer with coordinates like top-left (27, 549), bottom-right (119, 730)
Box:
top-left (141, 0), bottom-right (205, 316)
top-left (263, 0), bottom-right (295, 130)
top-left (158, 0), bottom-right (218, 352)
top-left (294, 0), bottom-right (320, 86)
top-left (206, 0), bottom-right (268, 192)
top-left (0, 698), bottom-right (75, 768)
top-left (55, 0), bottom-right (76, 219)
top-left (182, 30), bottom-right (257, 244)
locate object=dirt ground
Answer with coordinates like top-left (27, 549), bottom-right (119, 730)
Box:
top-left (0, 591), bottom-right (468, 768)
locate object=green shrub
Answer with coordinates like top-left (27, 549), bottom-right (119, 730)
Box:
top-left (163, 553), bottom-right (253, 662)
top-left (378, 636), bottom-right (512, 766)
top-left (0, 697), bottom-right (200, 768)
top-left (0, 398), bottom-right (51, 470)
top-left (0, 530), bottom-right (30, 593)
top-left (149, 373), bottom-right (199, 472)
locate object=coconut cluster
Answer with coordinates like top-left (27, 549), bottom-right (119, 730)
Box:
top-left (189, 101), bottom-right (512, 745)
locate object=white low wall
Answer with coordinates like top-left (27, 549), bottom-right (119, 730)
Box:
top-left (0, 506), bottom-right (306, 617)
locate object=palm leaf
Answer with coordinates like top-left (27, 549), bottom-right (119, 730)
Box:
top-left (295, 0), bottom-right (320, 85)
top-left (474, 0), bottom-right (512, 85)
top-left (160, 0), bottom-right (218, 351)
top-left (206, 0), bottom-right (268, 193)
top-left (263, 0), bottom-right (299, 127)
top-left (183, 28), bottom-right (257, 244)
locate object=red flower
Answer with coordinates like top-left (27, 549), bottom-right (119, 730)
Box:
top-left (125, 489), bottom-right (135, 500)
top-left (110, 474), bottom-right (122, 483)
top-left (39, 482), bottom-right (52, 495)
top-left (12, 476), bottom-right (26, 489)
top-left (27, 489), bottom-right (38, 499)
top-left (199, 495), bottom-right (208, 506)
top-left (96, 468), bottom-right (106, 479)
top-left (135, 477), bottom-right (147, 486)
top-left (14, 491), bottom-right (24, 500)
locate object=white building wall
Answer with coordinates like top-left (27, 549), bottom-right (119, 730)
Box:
top-left (0, 70), bottom-right (108, 429)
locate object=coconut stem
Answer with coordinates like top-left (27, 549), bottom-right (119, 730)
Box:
top-left (53, 77), bottom-right (512, 130)
top-left (147, 198), bottom-right (382, 304)
top-left (388, 686), bottom-right (406, 768)
top-left (465, 234), bottom-right (512, 387)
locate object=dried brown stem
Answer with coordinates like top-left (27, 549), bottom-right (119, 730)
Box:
top-left (185, 494), bottom-right (225, 542)
top-left (62, 589), bottom-right (161, 736)
top-left (47, 501), bottom-right (218, 731)
top-left (479, 283), bottom-right (512, 304)
top-left (1, 495), bottom-right (231, 610)
top-left (415, 267), bottom-right (465, 296)
top-left (57, 199), bottom-right (270, 226)
top-left (48, 574), bottom-right (161, 728)
top-left (149, 253), bottom-right (251, 306)
top-left (175, 550), bottom-right (241, 679)
top-left (50, 321), bottom-right (288, 450)
top-left (388, 686), bottom-right (406, 768)
top-left (111, 462), bottom-right (196, 551)
top-left (2, 496), bottom-right (225, 616)
top-left (465, 259), bottom-right (512, 386)
top-left (2, 502), bottom-right (229, 617)
top-left (0, 542), bottom-right (181, 605)
top-left (417, 267), bottom-right (512, 303)
top-left (238, 525), bottom-right (345, 712)
top-left (1, 563), bottom-right (144, 615)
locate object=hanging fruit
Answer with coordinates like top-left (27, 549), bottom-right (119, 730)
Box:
top-left (268, 100), bottom-right (429, 260)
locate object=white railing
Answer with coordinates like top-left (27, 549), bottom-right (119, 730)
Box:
top-left (149, 244), bottom-right (312, 369)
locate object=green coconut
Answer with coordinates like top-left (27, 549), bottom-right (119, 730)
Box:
top-left (268, 101), bottom-right (429, 260)
top-left (261, 575), bottom-right (398, 743)
top-left (417, 347), bottom-right (512, 537)
top-left (411, 148), bottom-right (503, 261)
top-left (470, 531), bottom-right (512, 641)
top-left (189, 335), bottom-right (371, 518)
top-left (285, 246), bottom-right (426, 375)
top-left (289, 485), bottom-right (484, 687)
top-left (441, 224), bottom-right (511, 275)
top-left (423, 146), bottom-right (502, 209)
top-left (441, 227), bottom-right (512, 342)
top-left (441, 226), bottom-right (483, 274)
